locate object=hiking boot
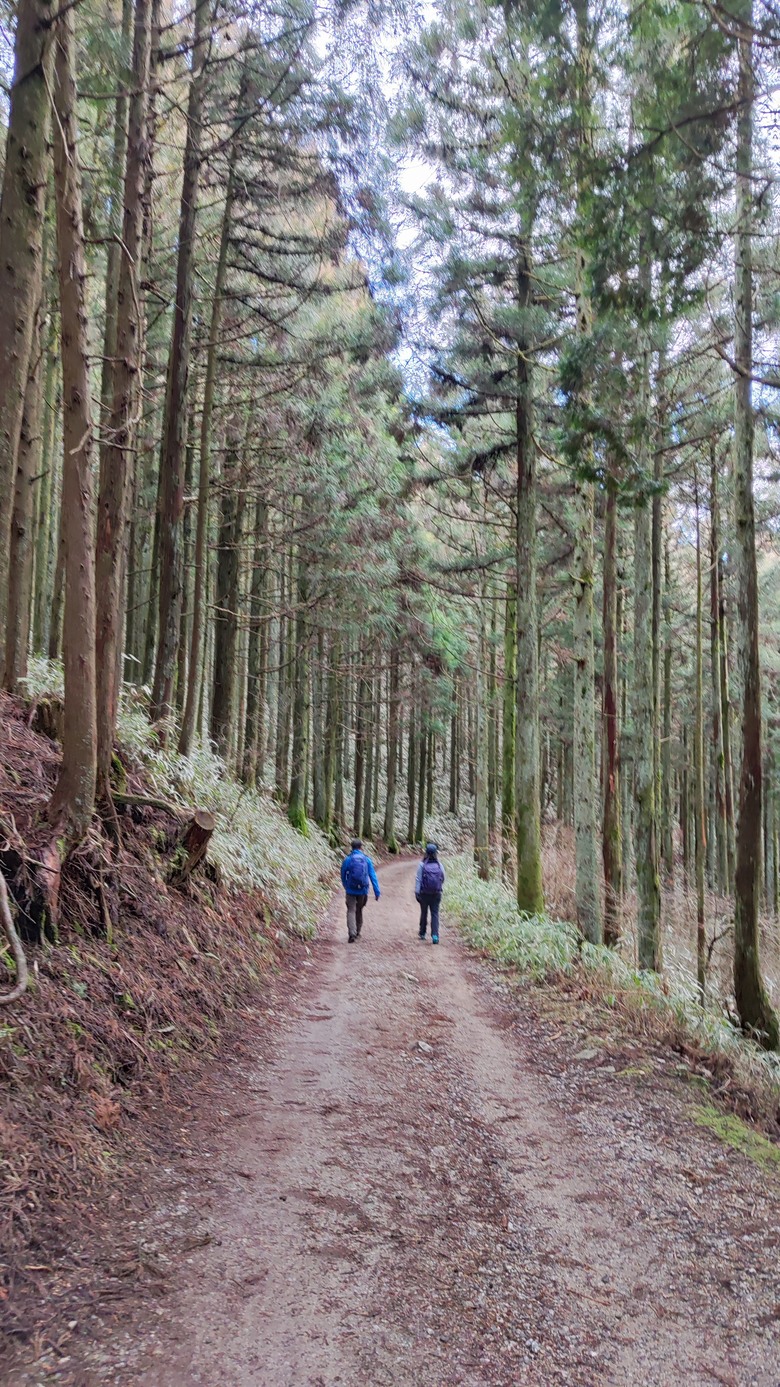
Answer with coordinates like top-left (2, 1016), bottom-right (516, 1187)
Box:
top-left (348, 935), bottom-right (356, 943)
top-left (418, 931), bottom-right (426, 940)
top-left (431, 935), bottom-right (439, 944)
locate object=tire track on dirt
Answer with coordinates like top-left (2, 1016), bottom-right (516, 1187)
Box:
top-left (26, 858), bottom-right (780, 1387)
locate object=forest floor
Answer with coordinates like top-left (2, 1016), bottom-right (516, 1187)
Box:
top-left (8, 858), bottom-right (780, 1387)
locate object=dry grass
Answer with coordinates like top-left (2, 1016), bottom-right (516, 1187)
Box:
top-left (0, 692), bottom-right (333, 1360)
top-left (541, 821), bottom-right (780, 1013)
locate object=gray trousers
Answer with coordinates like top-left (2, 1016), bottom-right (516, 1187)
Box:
top-left (346, 893), bottom-right (368, 939)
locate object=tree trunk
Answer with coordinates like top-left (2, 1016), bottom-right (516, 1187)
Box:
top-left (632, 290), bottom-right (661, 971)
top-left (274, 557), bottom-right (289, 796)
top-left (731, 5), bottom-right (779, 1048)
top-left (661, 540), bottom-right (674, 881)
top-left (719, 555), bottom-right (736, 890)
top-left (353, 655), bottom-right (368, 837)
top-left (4, 293), bottom-right (45, 690)
top-left (487, 594), bottom-right (498, 841)
top-left (501, 586), bottom-right (516, 884)
top-left (0, 0), bottom-right (55, 632)
top-left (97, 0), bottom-right (132, 450)
top-left (571, 0), bottom-right (601, 942)
top-left (287, 557), bottom-right (310, 834)
top-left (323, 633), bottom-right (340, 833)
top-left (709, 444), bottom-right (728, 894)
top-left (32, 302), bottom-right (59, 656)
top-left (449, 679), bottom-right (460, 817)
top-left (362, 674), bottom-right (375, 840)
top-left (333, 650), bottom-right (345, 832)
top-left (694, 475), bottom-right (706, 995)
top-left (151, 0), bottom-right (209, 725)
top-left (383, 647), bottom-right (399, 851)
top-left (242, 497), bottom-right (268, 785)
top-left (311, 631), bottom-right (326, 828)
top-left (211, 425), bottom-right (246, 757)
top-left (180, 75), bottom-right (245, 753)
top-left (406, 697), bottom-right (416, 844)
top-left (515, 267), bottom-right (544, 909)
top-left (170, 809), bottom-right (215, 883)
top-left (95, 0), bottom-right (153, 795)
top-left (48, 2), bottom-right (97, 861)
top-left (415, 722), bottom-right (428, 845)
top-left (474, 620), bottom-right (490, 880)
top-left (681, 725), bottom-right (691, 888)
top-left (602, 477), bottom-right (622, 943)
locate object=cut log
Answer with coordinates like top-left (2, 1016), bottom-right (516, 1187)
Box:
top-left (170, 809), bottom-right (215, 883)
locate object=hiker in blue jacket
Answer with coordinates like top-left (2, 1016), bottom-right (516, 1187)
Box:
top-left (341, 838), bottom-right (380, 943)
top-left (416, 842), bottom-right (445, 943)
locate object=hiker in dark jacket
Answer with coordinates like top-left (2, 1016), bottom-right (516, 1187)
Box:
top-left (415, 842), bottom-right (445, 944)
top-left (340, 839), bottom-right (380, 943)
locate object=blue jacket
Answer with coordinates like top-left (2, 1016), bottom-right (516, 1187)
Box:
top-left (341, 850), bottom-right (380, 899)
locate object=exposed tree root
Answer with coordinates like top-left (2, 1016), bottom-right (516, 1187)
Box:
top-left (0, 870), bottom-right (29, 1005)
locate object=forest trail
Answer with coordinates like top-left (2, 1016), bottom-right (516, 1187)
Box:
top-left (42, 859), bottom-right (779, 1387)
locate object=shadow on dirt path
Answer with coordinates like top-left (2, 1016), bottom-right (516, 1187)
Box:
top-left (17, 859), bottom-right (780, 1386)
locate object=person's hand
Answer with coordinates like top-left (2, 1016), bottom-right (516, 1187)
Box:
top-left (375, 891), bottom-right (380, 901)
top-left (415, 893), bottom-right (421, 904)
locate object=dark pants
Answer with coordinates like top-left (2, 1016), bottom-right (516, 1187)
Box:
top-left (346, 893), bottom-right (368, 939)
top-left (418, 892), bottom-right (441, 938)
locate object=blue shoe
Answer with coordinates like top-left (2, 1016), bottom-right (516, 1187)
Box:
top-left (431, 935), bottom-right (439, 945)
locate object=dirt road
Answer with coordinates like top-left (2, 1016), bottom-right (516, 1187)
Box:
top-left (49, 860), bottom-right (780, 1386)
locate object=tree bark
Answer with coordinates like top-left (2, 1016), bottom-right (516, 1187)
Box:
top-left (211, 424), bottom-right (246, 758)
top-left (571, 0), bottom-right (601, 942)
top-left (632, 247), bottom-right (661, 971)
top-left (287, 555), bottom-right (310, 834)
top-left (97, 0), bottom-right (133, 497)
top-left (731, 5), bottom-right (779, 1048)
top-left (32, 303), bottom-right (59, 656)
top-left (151, 0), bottom-right (209, 725)
top-left (501, 584), bottom-right (516, 885)
top-left (383, 646), bottom-right (400, 850)
top-left (180, 72), bottom-right (246, 753)
top-left (170, 808), bottom-right (215, 883)
top-left (709, 444), bottom-right (729, 894)
top-left (694, 475), bottom-right (706, 996)
top-left (95, 0), bottom-right (153, 795)
top-left (0, 0), bottom-right (55, 633)
top-left (415, 721), bottom-right (428, 846)
top-left (4, 293), bottom-right (45, 690)
top-left (353, 654), bottom-right (367, 837)
top-left (449, 679), bottom-right (460, 816)
top-left (474, 617), bottom-right (490, 880)
top-left (661, 540), bottom-right (674, 881)
top-left (515, 249), bottom-right (544, 912)
top-left (406, 696), bottom-right (416, 844)
top-left (48, 2), bottom-right (97, 859)
top-left (242, 497), bottom-right (268, 785)
top-left (602, 477), bottom-right (622, 943)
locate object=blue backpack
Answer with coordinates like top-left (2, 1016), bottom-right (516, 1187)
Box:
top-left (344, 852), bottom-right (370, 894)
top-left (420, 860), bottom-right (444, 894)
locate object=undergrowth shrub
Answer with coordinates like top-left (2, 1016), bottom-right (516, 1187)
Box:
top-left (21, 659), bottom-right (337, 937)
top-left (446, 855), bottom-right (780, 1102)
